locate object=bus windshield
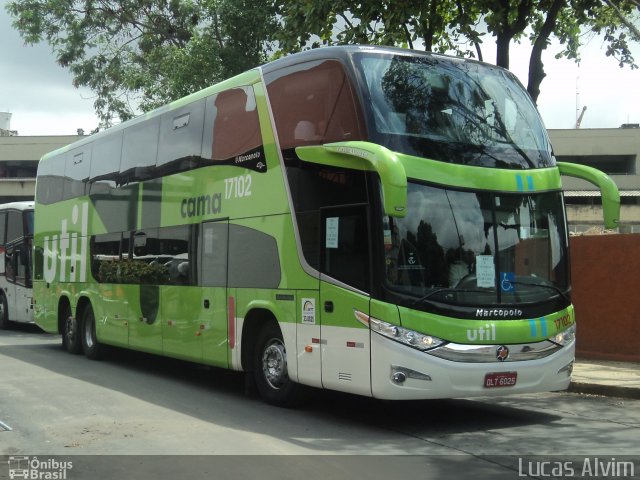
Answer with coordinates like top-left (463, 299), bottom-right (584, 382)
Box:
top-left (355, 52), bottom-right (554, 169)
top-left (383, 182), bottom-right (569, 309)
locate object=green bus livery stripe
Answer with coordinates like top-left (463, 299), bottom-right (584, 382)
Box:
top-left (401, 155), bottom-right (562, 192)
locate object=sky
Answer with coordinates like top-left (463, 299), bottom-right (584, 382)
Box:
top-left (1, 1), bottom-right (639, 136)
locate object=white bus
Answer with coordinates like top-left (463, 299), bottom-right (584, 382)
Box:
top-left (0, 201), bottom-right (34, 328)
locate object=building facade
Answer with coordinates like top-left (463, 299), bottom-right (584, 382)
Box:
top-left (549, 126), bottom-right (640, 233)
top-left (0, 134), bottom-right (82, 203)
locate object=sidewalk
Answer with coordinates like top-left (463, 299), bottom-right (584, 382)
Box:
top-left (569, 359), bottom-right (640, 399)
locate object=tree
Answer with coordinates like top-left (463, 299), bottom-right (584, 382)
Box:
top-left (6, 0), bottom-right (278, 126)
top-left (275, 0), bottom-right (639, 103)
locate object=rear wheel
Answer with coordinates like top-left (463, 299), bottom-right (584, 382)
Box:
top-left (81, 304), bottom-right (106, 360)
top-left (62, 304), bottom-right (82, 354)
top-left (253, 322), bottom-right (301, 407)
top-left (0, 294), bottom-right (9, 330)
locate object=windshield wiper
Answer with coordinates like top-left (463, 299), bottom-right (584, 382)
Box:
top-left (507, 280), bottom-right (570, 303)
top-left (410, 287), bottom-right (489, 307)
top-left (409, 281), bottom-right (569, 308)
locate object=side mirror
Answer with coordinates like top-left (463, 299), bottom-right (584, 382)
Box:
top-left (557, 162), bottom-right (620, 229)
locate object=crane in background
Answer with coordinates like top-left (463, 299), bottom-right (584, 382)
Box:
top-left (575, 106), bottom-right (587, 129)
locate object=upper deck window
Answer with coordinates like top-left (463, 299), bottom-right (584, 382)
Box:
top-left (202, 87), bottom-right (263, 162)
top-left (266, 60), bottom-right (365, 150)
top-left (354, 52), bottom-right (555, 169)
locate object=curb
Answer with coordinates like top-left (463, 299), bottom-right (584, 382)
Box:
top-left (569, 382), bottom-right (640, 400)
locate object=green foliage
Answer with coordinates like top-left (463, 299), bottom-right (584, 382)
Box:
top-left (98, 259), bottom-right (168, 285)
top-left (6, 0), bottom-right (278, 126)
top-left (274, 0), bottom-right (476, 55)
top-left (275, 0), bottom-right (638, 103)
top-left (6, 0), bottom-right (637, 120)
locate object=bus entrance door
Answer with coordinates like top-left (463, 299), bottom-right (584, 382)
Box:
top-left (199, 220), bottom-right (230, 368)
top-left (319, 205), bottom-right (372, 397)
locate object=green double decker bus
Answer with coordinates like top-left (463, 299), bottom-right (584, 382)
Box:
top-left (34, 46), bottom-right (619, 406)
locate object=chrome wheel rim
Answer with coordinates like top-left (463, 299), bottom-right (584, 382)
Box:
top-left (261, 339), bottom-right (288, 390)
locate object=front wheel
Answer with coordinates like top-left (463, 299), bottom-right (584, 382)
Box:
top-left (253, 323), bottom-right (301, 407)
top-left (81, 304), bottom-right (106, 360)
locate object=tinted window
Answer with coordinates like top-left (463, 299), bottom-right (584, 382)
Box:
top-left (158, 226), bottom-right (194, 285)
top-left (36, 155), bottom-right (66, 204)
top-left (200, 221), bottom-right (228, 287)
top-left (91, 232), bottom-right (124, 282)
top-left (63, 146), bottom-right (91, 200)
top-left (266, 60), bottom-right (365, 150)
top-left (228, 224), bottom-right (280, 288)
top-left (121, 118), bottom-right (160, 184)
top-left (91, 226), bottom-right (195, 285)
top-left (322, 206), bottom-right (370, 292)
top-left (157, 98), bottom-right (206, 174)
top-left (286, 163), bottom-right (369, 270)
top-left (6, 211), bottom-right (23, 243)
top-left (202, 87), bottom-right (263, 162)
top-left (89, 132), bottom-right (123, 193)
top-left (0, 212), bottom-right (6, 244)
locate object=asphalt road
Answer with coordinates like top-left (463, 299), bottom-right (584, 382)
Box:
top-left (1, 325), bottom-right (638, 479)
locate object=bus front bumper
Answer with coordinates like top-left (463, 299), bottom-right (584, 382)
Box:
top-left (370, 333), bottom-right (574, 400)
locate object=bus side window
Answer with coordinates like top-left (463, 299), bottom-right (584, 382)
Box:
top-left (91, 232), bottom-right (123, 283)
top-left (158, 225), bottom-right (194, 286)
top-left (157, 98), bottom-right (206, 174)
top-left (5, 247), bottom-right (15, 283)
top-left (121, 118), bottom-right (160, 184)
top-left (266, 59), bottom-right (365, 150)
top-left (37, 154), bottom-right (67, 205)
top-left (199, 222), bottom-right (228, 287)
top-left (6, 211), bottom-right (22, 244)
top-left (286, 163), bottom-right (369, 272)
top-left (89, 133), bottom-right (122, 194)
top-left (321, 205), bottom-right (370, 292)
top-left (14, 246), bottom-right (27, 285)
top-left (203, 87), bottom-right (263, 162)
top-left (63, 147), bottom-right (91, 200)
top-left (0, 212), bottom-right (6, 246)
top-left (228, 225), bottom-right (281, 289)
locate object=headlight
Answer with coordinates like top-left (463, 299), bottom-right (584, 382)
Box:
top-left (550, 324), bottom-right (576, 346)
top-left (354, 310), bottom-right (446, 351)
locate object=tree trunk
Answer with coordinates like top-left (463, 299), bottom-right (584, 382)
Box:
top-left (527, 0), bottom-right (565, 103)
top-left (496, 34), bottom-right (511, 69)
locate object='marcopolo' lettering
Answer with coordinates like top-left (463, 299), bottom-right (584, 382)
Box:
top-left (180, 193), bottom-right (222, 218)
top-left (476, 308), bottom-right (523, 318)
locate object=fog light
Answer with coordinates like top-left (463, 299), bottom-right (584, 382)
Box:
top-left (392, 372), bottom-right (407, 384)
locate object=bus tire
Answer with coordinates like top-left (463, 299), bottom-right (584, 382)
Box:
top-left (81, 304), bottom-right (106, 360)
top-left (0, 294), bottom-right (9, 330)
top-left (62, 304), bottom-right (82, 354)
top-left (253, 322), bottom-right (301, 407)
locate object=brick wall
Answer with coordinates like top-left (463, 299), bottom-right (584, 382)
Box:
top-left (570, 234), bottom-right (640, 362)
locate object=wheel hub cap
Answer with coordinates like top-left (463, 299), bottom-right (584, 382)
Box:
top-left (262, 340), bottom-right (287, 389)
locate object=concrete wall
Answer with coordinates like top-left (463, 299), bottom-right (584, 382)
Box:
top-left (570, 234), bottom-right (640, 362)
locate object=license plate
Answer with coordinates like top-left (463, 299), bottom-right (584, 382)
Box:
top-left (484, 371), bottom-right (518, 388)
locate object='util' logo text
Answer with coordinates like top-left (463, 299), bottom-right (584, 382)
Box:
top-left (43, 202), bottom-right (88, 283)
top-left (466, 323), bottom-right (497, 342)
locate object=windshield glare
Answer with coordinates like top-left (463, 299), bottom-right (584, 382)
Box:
top-left (383, 183), bottom-right (569, 306)
top-left (356, 53), bottom-right (554, 169)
